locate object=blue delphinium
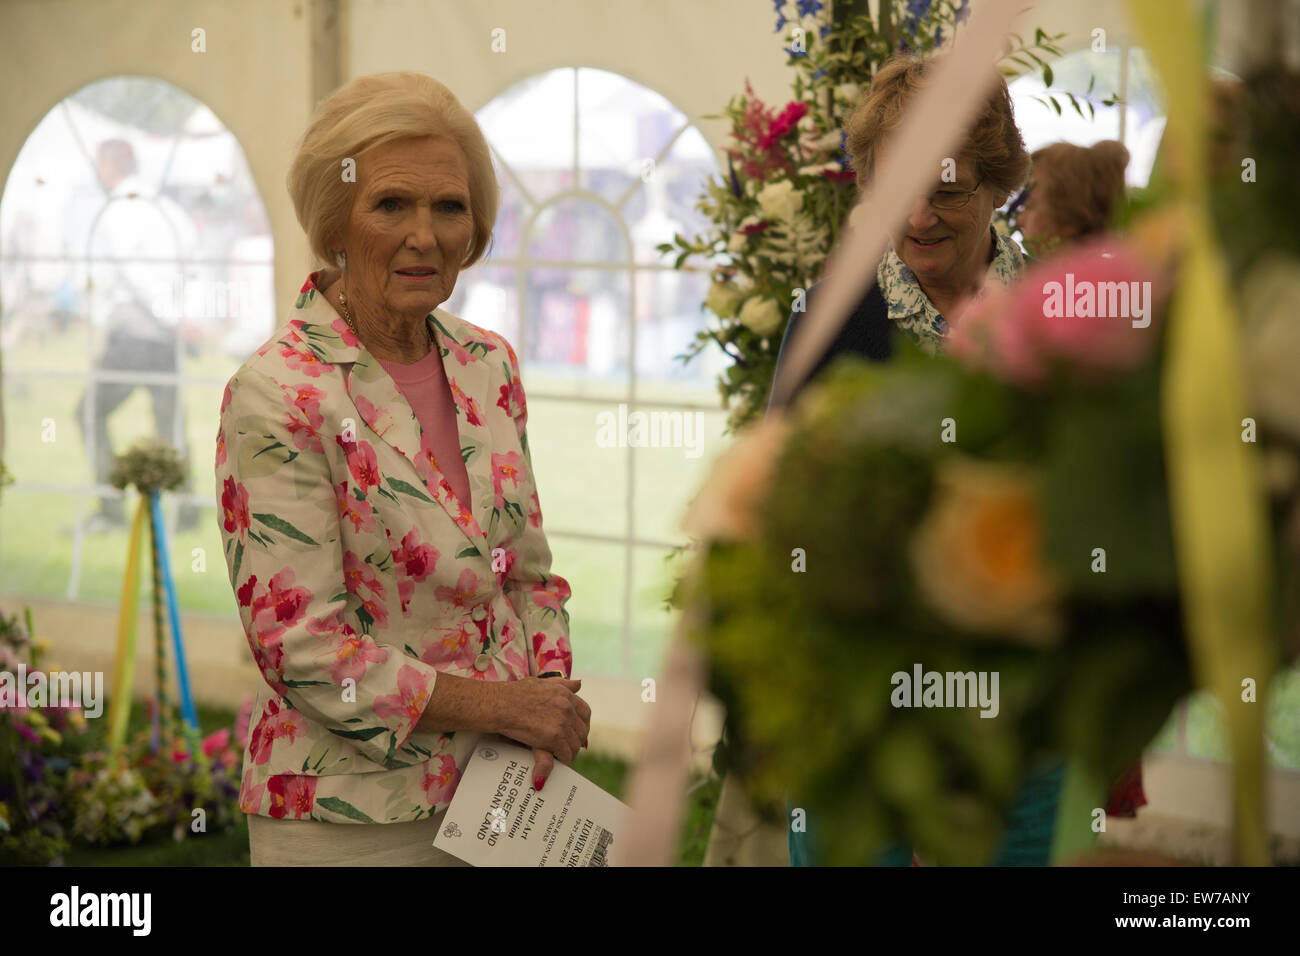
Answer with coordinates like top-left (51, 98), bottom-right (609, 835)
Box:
top-left (796, 0), bottom-right (824, 16)
top-left (955, 0), bottom-right (972, 24)
top-left (772, 0), bottom-right (788, 33)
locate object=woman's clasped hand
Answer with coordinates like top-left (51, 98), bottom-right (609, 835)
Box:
top-left (495, 676), bottom-right (591, 789)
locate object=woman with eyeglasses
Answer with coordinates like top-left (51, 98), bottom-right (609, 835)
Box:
top-left (769, 52), bottom-right (1032, 402)
top-left (769, 53), bottom-right (1073, 868)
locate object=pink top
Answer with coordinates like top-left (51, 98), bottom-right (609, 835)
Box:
top-left (375, 349), bottom-right (473, 513)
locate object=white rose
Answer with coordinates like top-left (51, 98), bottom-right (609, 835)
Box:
top-left (737, 296), bottom-right (785, 337)
top-left (836, 82), bottom-right (862, 104)
top-left (756, 180), bottom-right (804, 222)
top-left (726, 232), bottom-right (748, 253)
top-left (705, 281), bottom-right (745, 320)
top-left (816, 129), bottom-right (845, 150)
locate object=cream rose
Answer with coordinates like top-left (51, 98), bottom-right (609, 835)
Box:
top-left (835, 82), bottom-right (862, 104)
top-left (737, 296), bottom-right (785, 337)
top-left (756, 179), bottom-right (804, 222)
top-left (705, 281), bottom-right (745, 320)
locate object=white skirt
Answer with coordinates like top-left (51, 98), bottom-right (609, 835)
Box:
top-left (247, 808), bottom-right (471, 867)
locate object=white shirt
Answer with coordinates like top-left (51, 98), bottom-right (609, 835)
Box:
top-left (86, 174), bottom-right (198, 338)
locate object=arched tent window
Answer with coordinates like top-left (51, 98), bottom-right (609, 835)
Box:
top-left (443, 67), bottom-right (725, 679)
top-left (0, 76), bottom-right (274, 610)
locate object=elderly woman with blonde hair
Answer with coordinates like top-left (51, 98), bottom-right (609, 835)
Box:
top-left (216, 72), bottom-right (590, 866)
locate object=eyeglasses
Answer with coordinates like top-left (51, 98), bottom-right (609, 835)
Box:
top-left (926, 176), bottom-right (985, 211)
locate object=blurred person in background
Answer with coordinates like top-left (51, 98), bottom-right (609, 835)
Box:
top-left (1012, 139), bottom-right (1130, 259)
top-left (72, 138), bottom-right (200, 534)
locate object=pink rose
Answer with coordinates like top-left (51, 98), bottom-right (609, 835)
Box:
top-left (948, 236), bottom-right (1164, 387)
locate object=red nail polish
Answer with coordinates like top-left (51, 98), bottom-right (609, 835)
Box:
top-left (534, 776), bottom-right (545, 792)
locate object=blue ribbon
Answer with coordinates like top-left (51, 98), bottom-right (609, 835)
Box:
top-left (150, 491), bottom-right (198, 733)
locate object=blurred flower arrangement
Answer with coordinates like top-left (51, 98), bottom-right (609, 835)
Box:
top-left (108, 435), bottom-right (186, 494)
top-left (678, 178), bottom-right (1299, 864)
top-left (67, 720), bottom-right (243, 847)
top-left (660, 0), bottom-right (1110, 432)
top-left (1, 605), bottom-right (247, 864)
top-left (0, 606), bottom-right (93, 865)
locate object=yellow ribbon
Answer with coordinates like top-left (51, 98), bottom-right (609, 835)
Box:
top-left (106, 495), bottom-right (148, 750)
top-left (1129, 0), bottom-right (1276, 865)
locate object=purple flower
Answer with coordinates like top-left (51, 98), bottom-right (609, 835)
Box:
top-left (728, 155), bottom-right (742, 198)
top-left (797, 0), bottom-right (824, 16)
top-left (955, 0), bottom-right (971, 24)
top-left (906, 0), bottom-right (933, 20)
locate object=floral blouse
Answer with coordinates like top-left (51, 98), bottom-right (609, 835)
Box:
top-left (876, 226), bottom-right (1027, 353)
top-left (216, 272), bottom-right (572, 825)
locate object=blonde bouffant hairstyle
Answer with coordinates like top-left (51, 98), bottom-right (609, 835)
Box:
top-left (287, 72), bottom-right (499, 271)
top-left (845, 52), bottom-right (1031, 202)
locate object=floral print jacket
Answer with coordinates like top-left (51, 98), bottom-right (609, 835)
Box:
top-left (215, 272), bottom-right (572, 824)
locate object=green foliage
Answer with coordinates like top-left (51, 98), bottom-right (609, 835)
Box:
top-left (684, 342), bottom-right (1196, 865)
top-left (1040, 367), bottom-right (1179, 599)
